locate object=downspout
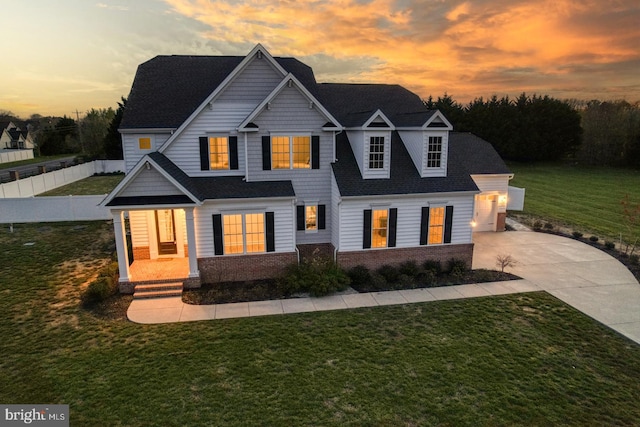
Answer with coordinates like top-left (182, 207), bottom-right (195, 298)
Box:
top-left (293, 199), bottom-right (300, 264)
top-left (333, 198), bottom-right (341, 262)
top-left (244, 132), bottom-right (249, 182)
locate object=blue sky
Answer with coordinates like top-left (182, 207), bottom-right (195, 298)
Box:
top-left (2, 0), bottom-right (639, 118)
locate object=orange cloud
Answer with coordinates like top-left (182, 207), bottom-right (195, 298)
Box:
top-left (163, 0), bottom-right (640, 102)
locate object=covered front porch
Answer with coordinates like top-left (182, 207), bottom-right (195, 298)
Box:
top-left (111, 207), bottom-right (200, 293)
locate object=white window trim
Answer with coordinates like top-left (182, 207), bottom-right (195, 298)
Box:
top-left (426, 135), bottom-right (443, 169)
top-left (222, 212), bottom-right (266, 255)
top-left (271, 133), bottom-right (311, 170)
top-left (305, 203), bottom-right (318, 233)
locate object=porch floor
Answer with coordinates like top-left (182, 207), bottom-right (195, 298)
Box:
top-left (129, 258), bottom-right (190, 283)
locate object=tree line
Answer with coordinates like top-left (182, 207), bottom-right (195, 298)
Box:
top-left (425, 93), bottom-right (640, 168)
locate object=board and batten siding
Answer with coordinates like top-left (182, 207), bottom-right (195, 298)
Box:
top-left (337, 194), bottom-right (474, 252)
top-left (129, 210), bottom-right (150, 247)
top-left (119, 167), bottom-right (183, 198)
top-left (122, 133), bottom-right (171, 173)
top-left (162, 56), bottom-right (285, 176)
top-left (193, 199), bottom-right (295, 258)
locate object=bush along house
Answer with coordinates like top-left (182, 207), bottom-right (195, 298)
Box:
top-left (101, 44), bottom-right (513, 293)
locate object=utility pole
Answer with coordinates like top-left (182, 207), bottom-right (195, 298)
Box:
top-left (74, 109), bottom-right (84, 154)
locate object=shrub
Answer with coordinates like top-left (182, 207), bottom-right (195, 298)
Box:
top-left (605, 241), bottom-right (615, 250)
top-left (377, 265), bottom-right (400, 284)
top-left (81, 261), bottom-right (119, 306)
top-left (398, 260), bottom-right (420, 278)
top-left (572, 231), bottom-right (583, 238)
top-left (544, 222), bottom-right (554, 230)
top-left (416, 270), bottom-right (437, 286)
top-left (347, 265), bottom-right (372, 288)
top-left (370, 272), bottom-right (388, 291)
top-left (630, 254), bottom-right (639, 265)
top-left (422, 260), bottom-right (442, 275)
top-left (397, 274), bottom-right (416, 289)
top-left (533, 220), bottom-right (543, 230)
top-left (447, 258), bottom-right (468, 280)
top-left (278, 258), bottom-right (350, 297)
top-left (589, 235), bottom-right (599, 242)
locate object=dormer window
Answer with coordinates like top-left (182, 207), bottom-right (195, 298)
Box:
top-left (427, 136), bottom-right (443, 168)
top-left (369, 136), bottom-right (385, 169)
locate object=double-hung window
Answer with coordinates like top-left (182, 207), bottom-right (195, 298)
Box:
top-left (371, 209), bottom-right (388, 248)
top-left (369, 136), bottom-right (385, 169)
top-left (427, 136), bottom-right (442, 168)
top-left (209, 136), bottom-right (229, 169)
top-left (222, 213), bottom-right (265, 254)
top-left (428, 207), bottom-right (445, 244)
top-left (272, 135), bottom-right (310, 169)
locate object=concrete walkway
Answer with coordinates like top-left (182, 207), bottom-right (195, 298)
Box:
top-left (128, 231), bottom-right (640, 345)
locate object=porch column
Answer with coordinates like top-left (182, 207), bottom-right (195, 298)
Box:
top-left (184, 207), bottom-right (199, 278)
top-left (112, 210), bottom-right (130, 282)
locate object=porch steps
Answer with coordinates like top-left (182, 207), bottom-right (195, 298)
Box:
top-left (133, 281), bottom-right (183, 299)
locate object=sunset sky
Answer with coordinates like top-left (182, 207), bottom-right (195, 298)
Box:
top-left (2, 0), bottom-right (639, 119)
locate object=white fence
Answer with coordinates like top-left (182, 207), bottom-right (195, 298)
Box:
top-left (507, 186), bottom-right (526, 211)
top-left (0, 160), bottom-right (124, 198)
top-left (0, 149), bottom-right (34, 164)
top-left (0, 195), bottom-right (111, 224)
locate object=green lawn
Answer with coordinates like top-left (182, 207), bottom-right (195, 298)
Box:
top-left (509, 162), bottom-right (640, 240)
top-left (37, 174), bottom-right (124, 196)
top-left (1, 222), bottom-right (640, 425)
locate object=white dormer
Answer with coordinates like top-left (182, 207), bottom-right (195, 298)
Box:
top-left (346, 110), bottom-right (394, 179)
top-left (398, 110), bottom-right (452, 178)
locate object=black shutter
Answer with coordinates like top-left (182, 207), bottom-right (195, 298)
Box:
top-left (363, 209), bottom-right (372, 249)
top-left (212, 214), bottom-right (223, 255)
top-left (266, 212), bottom-right (275, 252)
top-left (229, 136), bottom-right (239, 170)
top-left (311, 136), bottom-right (320, 169)
top-left (296, 206), bottom-right (305, 231)
top-left (420, 207), bottom-right (430, 246)
top-left (318, 204), bottom-right (326, 230)
top-left (199, 136), bottom-right (209, 171)
top-left (262, 136), bottom-right (271, 170)
top-left (444, 205), bottom-right (454, 243)
top-left (388, 208), bottom-right (397, 247)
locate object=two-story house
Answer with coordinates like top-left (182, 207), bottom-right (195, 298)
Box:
top-left (102, 44), bottom-right (512, 293)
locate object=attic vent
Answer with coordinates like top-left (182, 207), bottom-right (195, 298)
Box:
top-left (427, 121), bottom-right (449, 128)
top-left (257, 51), bottom-right (263, 59)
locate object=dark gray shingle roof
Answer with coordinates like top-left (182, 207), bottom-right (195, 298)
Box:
top-left (120, 56), bottom-right (317, 129)
top-left (331, 132), bottom-right (510, 197)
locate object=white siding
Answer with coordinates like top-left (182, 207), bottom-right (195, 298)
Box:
top-left (194, 199), bottom-right (295, 258)
top-left (119, 167), bottom-right (183, 197)
top-left (122, 133), bottom-right (171, 173)
top-left (246, 85), bottom-right (335, 245)
top-left (162, 56), bottom-right (284, 175)
top-left (338, 194), bottom-right (474, 252)
top-left (129, 210), bottom-right (150, 247)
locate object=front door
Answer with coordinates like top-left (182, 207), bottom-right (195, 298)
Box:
top-left (155, 209), bottom-right (178, 255)
top-left (475, 194), bottom-right (497, 231)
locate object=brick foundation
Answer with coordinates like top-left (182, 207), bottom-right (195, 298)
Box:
top-left (337, 244), bottom-right (474, 271)
top-left (198, 252), bottom-right (298, 284)
top-left (297, 243), bottom-right (335, 262)
top-left (497, 213), bottom-right (506, 231)
top-left (132, 246), bottom-right (150, 260)
top-left (118, 281), bottom-right (135, 294)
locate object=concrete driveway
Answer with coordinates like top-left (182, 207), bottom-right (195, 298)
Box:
top-left (473, 231), bottom-right (640, 344)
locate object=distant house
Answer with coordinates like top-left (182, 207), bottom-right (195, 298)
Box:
top-left (102, 44), bottom-right (513, 293)
top-left (0, 121), bottom-right (35, 150)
